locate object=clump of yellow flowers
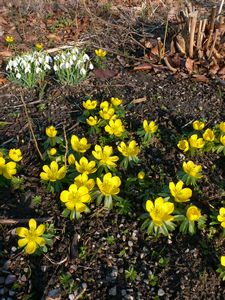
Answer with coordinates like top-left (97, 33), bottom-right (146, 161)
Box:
top-left (0, 148), bottom-right (22, 185)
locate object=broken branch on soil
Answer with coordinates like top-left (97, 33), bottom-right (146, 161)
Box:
top-left (0, 217), bottom-right (53, 225)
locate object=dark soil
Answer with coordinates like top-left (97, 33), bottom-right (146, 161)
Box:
top-left (1, 1), bottom-right (225, 300)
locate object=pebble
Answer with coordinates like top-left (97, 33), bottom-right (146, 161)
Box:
top-left (158, 288), bottom-right (165, 297)
top-left (0, 277), bottom-right (5, 285)
top-left (0, 288), bottom-right (5, 295)
top-left (24, 268), bottom-right (29, 273)
top-left (48, 288), bottom-right (61, 298)
top-left (121, 289), bottom-right (127, 296)
top-left (5, 275), bottom-right (16, 286)
top-left (131, 231), bottom-right (138, 241)
top-left (82, 283), bottom-right (87, 290)
top-left (8, 291), bottom-right (15, 296)
top-left (68, 294), bottom-right (75, 300)
top-left (21, 275), bottom-right (26, 282)
top-left (41, 265), bottom-right (47, 272)
top-left (108, 286), bottom-right (117, 296)
top-left (128, 241), bottom-right (133, 247)
top-left (11, 247), bottom-right (17, 253)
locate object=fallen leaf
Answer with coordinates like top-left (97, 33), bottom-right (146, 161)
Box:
top-left (0, 77), bottom-right (7, 85)
top-left (151, 46), bottom-right (159, 56)
top-left (218, 67), bottom-right (225, 75)
top-left (0, 50), bottom-right (12, 57)
top-left (133, 63), bottom-right (153, 71)
top-left (185, 57), bottom-right (194, 73)
top-left (132, 96), bottom-right (147, 104)
top-left (175, 35), bottom-right (186, 54)
top-left (168, 54), bottom-right (181, 68)
top-left (93, 68), bottom-right (118, 80)
top-left (47, 34), bottom-right (61, 42)
top-left (192, 75), bottom-right (209, 83)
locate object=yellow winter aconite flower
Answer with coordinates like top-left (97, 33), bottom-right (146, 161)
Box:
top-left (86, 116), bottom-right (99, 126)
top-left (60, 184), bottom-right (91, 212)
top-left (177, 139), bottom-right (189, 152)
top-left (46, 125), bottom-right (57, 138)
top-left (183, 161), bottom-right (202, 179)
top-left (40, 161), bottom-right (66, 182)
top-left (68, 154), bottom-right (76, 165)
top-left (220, 135), bottom-right (225, 146)
top-left (217, 208), bottom-right (225, 228)
top-left (221, 256), bottom-right (225, 267)
top-left (219, 122), bottom-right (225, 133)
top-left (71, 135), bottom-right (91, 153)
top-left (169, 181), bottom-right (192, 202)
top-left (92, 145), bottom-right (119, 168)
top-left (99, 106), bottom-right (115, 120)
top-left (96, 172), bottom-right (121, 196)
top-left (143, 120), bottom-right (158, 134)
top-left (146, 197), bottom-right (174, 227)
top-left (203, 128), bottom-right (215, 141)
top-left (0, 157), bottom-right (17, 179)
top-left (49, 148), bottom-right (57, 156)
top-left (74, 173), bottom-right (95, 190)
top-left (138, 171), bottom-right (145, 180)
top-left (95, 48), bottom-right (107, 57)
top-left (75, 157), bottom-right (97, 174)
top-left (111, 97), bottom-right (122, 106)
top-left (83, 99), bottom-right (97, 110)
top-left (5, 35), bottom-right (14, 43)
top-left (186, 206), bottom-right (201, 221)
top-left (117, 140), bottom-right (140, 158)
top-left (105, 119), bottom-right (125, 137)
top-left (9, 148), bottom-right (22, 162)
top-left (100, 101), bottom-right (110, 110)
top-left (16, 219), bottom-right (45, 255)
top-left (193, 120), bottom-right (205, 131)
top-left (189, 134), bottom-right (205, 149)
top-left (35, 43), bottom-right (43, 51)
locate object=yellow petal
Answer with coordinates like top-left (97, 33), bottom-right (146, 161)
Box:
top-left (146, 200), bottom-right (153, 212)
top-left (25, 241), bottom-right (37, 254)
top-left (35, 224), bottom-right (45, 236)
top-left (29, 219), bottom-right (37, 231)
top-left (60, 190), bottom-right (69, 202)
top-left (176, 181), bottom-right (184, 190)
top-left (18, 238), bottom-right (28, 248)
top-left (35, 237), bottom-right (45, 246)
top-left (16, 227), bottom-right (28, 237)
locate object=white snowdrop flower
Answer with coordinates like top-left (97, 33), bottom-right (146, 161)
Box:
top-left (61, 54), bottom-right (66, 60)
top-left (89, 63), bottom-right (94, 70)
top-left (53, 65), bottom-right (58, 71)
top-left (72, 55), bottom-right (77, 61)
top-left (35, 67), bottom-right (42, 74)
top-left (25, 67), bottom-right (31, 74)
top-left (65, 62), bottom-right (70, 69)
top-left (44, 64), bottom-right (51, 71)
top-left (80, 68), bottom-right (86, 76)
top-left (83, 54), bottom-right (90, 61)
top-left (16, 73), bottom-right (21, 79)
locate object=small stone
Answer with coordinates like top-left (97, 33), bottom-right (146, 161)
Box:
top-left (158, 288), bottom-right (165, 297)
top-left (24, 268), bottom-right (29, 273)
top-left (108, 286), bottom-right (117, 296)
top-left (121, 289), bottom-right (127, 296)
top-left (11, 247), bottom-right (17, 253)
top-left (82, 283), bottom-right (87, 290)
top-left (0, 288), bottom-right (5, 295)
top-left (9, 291), bottom-right (15, 296)
top-left (128, 241), bottom-right (133, 247)
top-left (48, 288), bottom-right (61, 298)
top-left (41, 266), bottom-right (47, 272)
top-left (21, 275), bottom-right (26, 282)
top-left (0, 277), bottom-right (5, 284)
top-left (68, 294), bottom-right (75, 300)
top-left (5, 275), bottom-right (16, 286)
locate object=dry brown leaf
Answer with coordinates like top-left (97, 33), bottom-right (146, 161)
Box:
top-left (47, 34), bottom-right (62, 42)
top-left (185, 57), bottom-right (194, 74)
top-left (0, 50), bottom-right (12, 57)
top-left (0, 77), bottom-right (7, 85)
top-left (133, 63), bottom-right (153, 71)
top-left (218, 66), bottom-right (225, 75)
top-left (170, 40), bottom-right (176, 54)
top-left (175, 35), bottom-right (186, 54)
top-left (151, 46), bottom-right (159, 56)
top-left (168, 54), bottom-right (181, 68)
top-left (192, 75), bottom-right (209, 83)
top-left (93, 69), bottom-right (118, 80)
top-left (132, 96), bottom-right (147, 104)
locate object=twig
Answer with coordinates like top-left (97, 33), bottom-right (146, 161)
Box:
top-left (164, 57), bottom-right (177, 73)
top-left (196, 19), bottom-right (203, 49)
top-left (63, 124), bottom-right (68, 168)
top-left (189, 11), bottom-right (198, 58)
top-left (75, 287), bottom-right (87, 300)
top-left (208, 29), bottom-right (219, 58)
top-left (0, 217), bottom-right (53, 225)
top-left (199, 19), bottom-right (207, 50)
top-left (163, 15), bottom-right (169, 56)
top-left (206, 6), bottom-right (217, 49)
top-left (218, 0), bottom-right (225, 20)
top-left (43, 253), bottom-right (67, 265)
top-left (20, 95), bottom-right (44, 161)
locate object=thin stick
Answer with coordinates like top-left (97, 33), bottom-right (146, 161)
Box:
top-left (164, 57), bottom-right (177, 73)
top-left (197, 19), bottom-right (203, 49)
top-left (206, 6), bottom-right (217, 48)
top-left (218, 0), bottom-right (224, 19)
top-left (43, 253), bottom-right (67, 265)
top-left (20, 95), bottom-right (44, 161)
top-left (0, 217), bottom-right (53, 225)
top-left (63, 124), bottom-right (68, 168)
top-left (163, 15), bottom-right (169, 56)
top-left (208, 29), bottom-right (219, 58)
top-left (189, 11), bottom-right (198, 58)
top-left (199, 19), bottom-right (207, 49)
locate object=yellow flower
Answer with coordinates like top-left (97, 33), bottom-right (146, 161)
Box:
top-left (95, 48), bottom-right (107, 57)
top-left (219, 122), bottom-right (225, 133)
top-left (105, 119), bottom-right (125, 137)
top-left (169, 181), bottom-right (192, 202)
top-left (71, 135), bottom-right (91, 153)
top-left (138, 171), bottom-right (145, 180)
top-left (5, 35), bottom-right (14, 43)
top-left (177, 140), bottom-right (189, 152)
top-left (203, 129), bottom-right (215, 141)
top-left (83, 99), bottom-right (97, 110)
top-left (0, 157), bottom-right (17, 179)
top-left (146, 197), bottom-right (174, 227)
top-left (35, 43), bottom-right (43, 51)
top-left (75, 157), bottom-right (97, 174)
top-left (220, 135), bottom-right (225, 146)
top-left (68, 154), bottom-right (76, 165)
top-left (193, 120), bottom-right (205, 131)
top-left (96, 172), bottom-right (121, 196)
top-left (143, 120), bottom-right (158, 134)
top-left (16, 219), bottom-right (45, 255)
top-left (9, 148), bottom-right (22, 162)
top-left (117, 140), bottom-right (139, 158)
top-left (40, 161), bottom-right (66, 182)
top-left (46, 125), bottom-right (57, 138)
top-left (221, 256), bottom-right (225, 267)
top-left (186, 206), bottom-right (201, 221)
top-left (49, 148), bottom-right (57, 156)
top-left (99, 106), bottom-right (115, 120)
top-left (92, 145), bottom-right (119, 168)
top-left (217, 207), bottom-right (225, 228)
top-left (60, 184), bottom-right (91, 212)
top-left (100, 101), bottom-right (110, 110)
top-left (74, 173), bottom-right (95, 190)
top-left (189, 134), bottom-right (205, 149)
top-left (111, 97), bottom-right (122, 106)
top-left (86, 116), bottom-right (99, 126)
top-left (183, 161), bottom-right (202, 179)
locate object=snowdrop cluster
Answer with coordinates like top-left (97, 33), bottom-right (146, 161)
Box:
top-left (53, 47), bottom-right (93, 85)
top-left (6, 51), bottom-right (52, 88)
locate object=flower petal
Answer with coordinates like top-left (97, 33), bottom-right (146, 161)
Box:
top-left (16, 227), bottom-right (28, 237)
top-left (29, 219), bottom-right (37, 231)
top-left (35, 224), bottom-right (45, 236)
top-left (25, 241), bottom-right (37, 254)
top-left (18, 238), bottom-right (28, 248)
